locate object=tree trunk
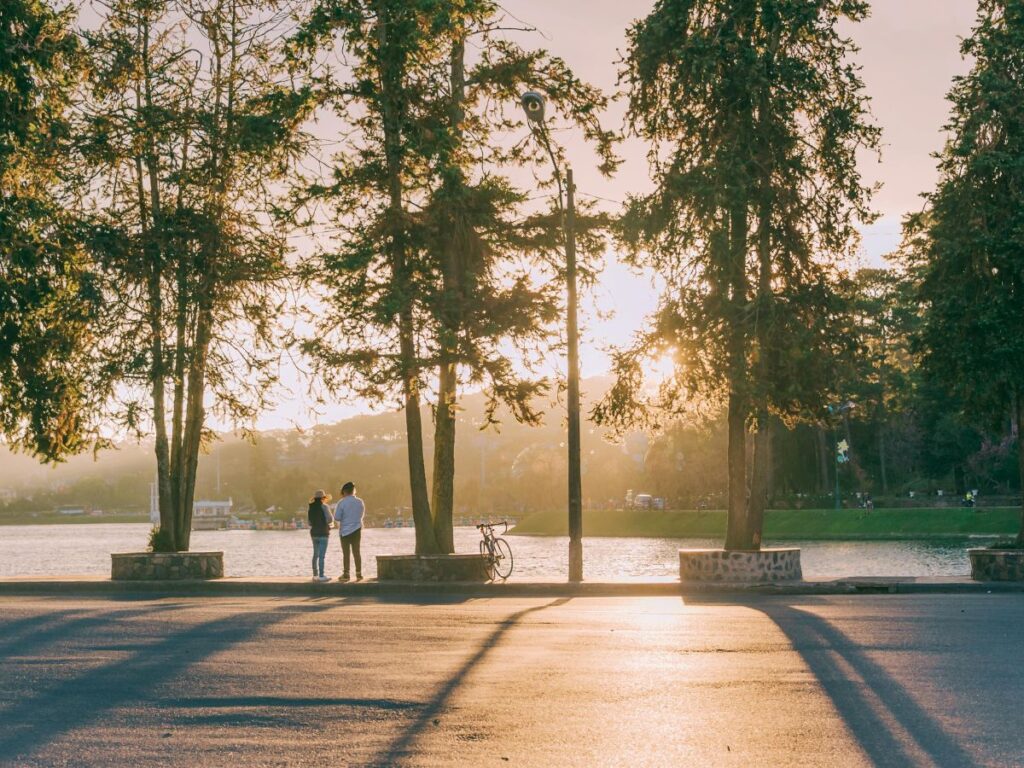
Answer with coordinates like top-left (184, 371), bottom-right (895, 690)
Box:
top-left (816, 426), bottom-right (829, 494)
top-left (746, 174), bottom-right (773, 551)
top-left (138, 12), bottom-right (180, 550)
top-left (723, 201), bottom-right (751, 550)
top-left (174, 306), bottom-right (212, 551)
top-left (148, 260), bottom-right (175, 548)
top-left (169, 262), bottom-right (187, 525)
top-left (432, 361), bottom-right (457, 552)
top-left (403, 366), bottom-right (437, 554)
top-left (748, 419), bottom-right (771, 550)
top-left (953, 463), bottom-right (966, 498)
top-left (724, 394), bottom-right (749, 549)
top-left (375, 0), bottom-right (438, 554)
top-left (430, 30), bottom-right (467, 554)
top-left (878, 421), bottom-right (888, 495)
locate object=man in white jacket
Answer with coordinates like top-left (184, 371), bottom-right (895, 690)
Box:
top-left (334, 481), bottom-right (365, 581)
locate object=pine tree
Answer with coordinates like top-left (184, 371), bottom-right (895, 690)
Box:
top-left (423, 1), bottom-right (617, 552)
top-left (294, 0), bottom-right (615, 553)
top-left (601, 0), bottom-right (877, 550)
top-left (293, 0), bottom-right (451, 554)
top-left (912, 0), bottom-right (1024, 545)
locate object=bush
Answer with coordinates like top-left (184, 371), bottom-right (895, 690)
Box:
top-left (148, 526), bottom-right (175, 553)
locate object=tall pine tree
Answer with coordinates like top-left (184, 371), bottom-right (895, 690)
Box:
top-left (912, 0), bottom-right (1024, 545)
top-left (601, 0), bottom-right (877, 549)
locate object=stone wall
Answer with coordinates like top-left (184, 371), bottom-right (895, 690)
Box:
top-left (679, 548), bottom-right (802, 583)
top-left (377, 554), bottom-right (490, 582)
top-left (111, 552), bottom-right (224, 581)
top-left (969, 549), bottom-right (1024, 581)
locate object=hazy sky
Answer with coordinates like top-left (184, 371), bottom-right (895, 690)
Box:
top-left (255, 1), bottom-right (980, 429)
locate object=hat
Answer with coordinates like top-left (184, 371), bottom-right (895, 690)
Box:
top-left (310, 489), bottom-right (332, 503)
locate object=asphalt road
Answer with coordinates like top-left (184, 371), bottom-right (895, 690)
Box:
top-left (0, 594), bottom-right (1021, 767)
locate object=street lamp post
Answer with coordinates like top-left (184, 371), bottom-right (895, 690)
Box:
top-left (521, 91), bottom-right (583, 582)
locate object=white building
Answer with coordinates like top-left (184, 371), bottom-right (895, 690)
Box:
top-left (192, 498), bottom-right (233, 530)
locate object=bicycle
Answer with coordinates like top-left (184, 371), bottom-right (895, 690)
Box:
top-left (476, 521), bottom-right (513, 580)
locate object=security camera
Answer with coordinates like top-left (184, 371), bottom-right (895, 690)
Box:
top-left (520, 91), bottom-right (546, 123)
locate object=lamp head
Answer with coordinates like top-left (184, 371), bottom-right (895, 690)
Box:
top-left (520, 91), bottom-right (546, 124)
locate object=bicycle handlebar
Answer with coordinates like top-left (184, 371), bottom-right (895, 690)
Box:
top-left (475, 520), bottom-right (509, 534)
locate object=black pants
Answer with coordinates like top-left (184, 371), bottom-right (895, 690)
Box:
top-left (341, 528), bottom-right (362, 576)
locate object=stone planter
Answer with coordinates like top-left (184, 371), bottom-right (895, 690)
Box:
top-left (377, 554), bottom-right (490, 582)
top-left (969, 548), bottom-right (1024, 581)
top-left (111, 551), bottom-right (224, 581)
top-left (679, 548), bottom-right (802, 583)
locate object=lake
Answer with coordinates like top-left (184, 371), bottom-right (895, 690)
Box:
top-left (0, 523), bottom-right (994, 579)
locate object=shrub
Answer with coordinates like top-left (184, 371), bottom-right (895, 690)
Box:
top-left (148, 526), bottom-right (175, 553)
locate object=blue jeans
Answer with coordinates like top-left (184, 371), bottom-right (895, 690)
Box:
top-left (311, 536), bottom-right (329, 577)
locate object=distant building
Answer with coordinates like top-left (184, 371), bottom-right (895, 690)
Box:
top-left (193, 498), bottom-right (233, 530)
top-left (57, 506), bottom-right (87, 516)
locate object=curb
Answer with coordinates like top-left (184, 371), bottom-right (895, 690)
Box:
top-left (1, 578), bottom-right (1023, 598)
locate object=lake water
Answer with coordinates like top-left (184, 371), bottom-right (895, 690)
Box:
top-left (0, 523), bottom-right (994, 579)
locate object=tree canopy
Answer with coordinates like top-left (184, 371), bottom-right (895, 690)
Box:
top-left (0, 0), bottom-right (110, 461)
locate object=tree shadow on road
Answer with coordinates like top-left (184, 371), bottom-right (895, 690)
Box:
top-left (0, 601), bottom-right (188, 659)
top-left (0, 600), bottom-right (334, 763)
top-left (752, 601), bottom-right (977, 768)
top-left (373, 597), bottom-right (572, 766)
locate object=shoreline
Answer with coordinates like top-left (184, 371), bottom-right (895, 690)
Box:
top-left (509, 507), bottom-right (1021, 540)
top-left (2, 508), bottom-right (1019, 542)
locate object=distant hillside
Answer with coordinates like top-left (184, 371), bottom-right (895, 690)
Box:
top-left (0, 376), bottom-right (679, 517)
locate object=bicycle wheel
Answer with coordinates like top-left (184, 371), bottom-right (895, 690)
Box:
top-left (479, 539), bottom-right (496, 580)
top-left (492, 538), bottom-right (513, 580)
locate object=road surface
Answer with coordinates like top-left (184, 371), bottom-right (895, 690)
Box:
top-left (0, 594), bottom-right (1021, 766)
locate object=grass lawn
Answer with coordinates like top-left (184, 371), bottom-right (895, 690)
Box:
top-left (509, 507), bottom-right (1022, 540)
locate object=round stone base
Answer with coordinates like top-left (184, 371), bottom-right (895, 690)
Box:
top-left (111, 551), bottom-right (224, 581)
top-left (679, 548), bottom-right (802, 583)
top-left (969, 549), bottom-right (1024, 581)
top-left (377, 554), bottom-right (490, 582)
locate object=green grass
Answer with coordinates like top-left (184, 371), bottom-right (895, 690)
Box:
top-left (509, 507), bottom-right (1023, 540)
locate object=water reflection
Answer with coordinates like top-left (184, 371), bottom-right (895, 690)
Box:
top-left (0, 523), bottom-right (991, 579)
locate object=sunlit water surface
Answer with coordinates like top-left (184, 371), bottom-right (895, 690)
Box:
top-left (0, 523), bottom-right (992, 579)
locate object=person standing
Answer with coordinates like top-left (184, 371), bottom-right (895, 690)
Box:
top-left (334, 481), bottom-right (365, 581)
top-left (307, 489), bottom-right (333, 582)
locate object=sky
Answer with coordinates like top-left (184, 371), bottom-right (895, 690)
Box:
top-left (254, 0), bottom-right (980, 430)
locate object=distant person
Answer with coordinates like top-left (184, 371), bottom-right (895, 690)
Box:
top-left (334, 481), bottom-right (365, 581)
top-left (307, 489), bottom-right (333, 582)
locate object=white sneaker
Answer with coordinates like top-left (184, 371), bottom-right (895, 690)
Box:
top-left (317, 575), bottom-right (330, 582)
top-left (311, 576), bottom-right (320, 582)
